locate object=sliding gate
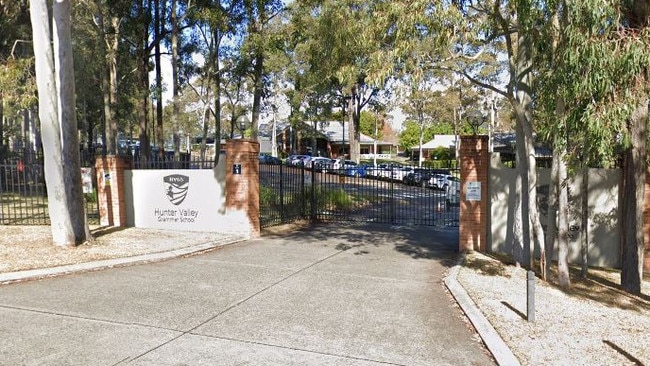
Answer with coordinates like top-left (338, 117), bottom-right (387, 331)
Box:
top-left (259, 163), bottom-right (459, 228)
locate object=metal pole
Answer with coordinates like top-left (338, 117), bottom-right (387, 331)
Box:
top-left (527, 270), bottom-right (535, 322)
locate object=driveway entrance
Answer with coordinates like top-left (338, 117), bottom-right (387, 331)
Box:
top-left (0, 224), bottom-right (493, 365)
top-left (260, 164), bottom-right (460, 228)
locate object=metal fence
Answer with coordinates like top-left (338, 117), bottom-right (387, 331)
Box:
top-left (0, 155), bottom-right (99, 226)
top-left (129, 151), bottom-right (217, 170)
top-left (259, 162), bottom-right (460, 228)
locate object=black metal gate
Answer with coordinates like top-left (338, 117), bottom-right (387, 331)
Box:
top-left (259, 162), bottom-right (459, 228)
top-left (0, 158), bottom-right (99, 225)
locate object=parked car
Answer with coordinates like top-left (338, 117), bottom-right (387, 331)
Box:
top-left (445, 178), bottom-right (461, 209)
top-left (430, 172), bottom-right (457, 190)
top-left (308, 157), bottom-right (332, 170)
top-left (391, 166), bottom-right (414, 182)
top-left (332, 159), bottom-right (358, 174)
top-left (313, 158), bottom-right (335, 172)
top-left (285, 154), bottom-right (311, 166)
top-left (403, 169), bottom-right (435, 187)
top-left (345, 164), bottom-right (370, 177)
top-left (258, 154), bottom-right (282, 165)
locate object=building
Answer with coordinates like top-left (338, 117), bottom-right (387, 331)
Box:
top-left (271, 120), bottom-right (396, 159)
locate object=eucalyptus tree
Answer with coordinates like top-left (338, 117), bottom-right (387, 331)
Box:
top-left (30, 0), bottom-right (89, 246)
top-left (369, 1), bottom-right (550, 271)
top-left (190, 0), bottom-right (241, 162)
top-left (536, 0), bottom-right (650, 293)
top-left (0, 1), bottom-right (35, 155)
top-left (237, 0), bottom-right (285, 140)
top-left (289, 0), bottom-right (389, 163)
top-left (77, 0), bottom-right (131, 155)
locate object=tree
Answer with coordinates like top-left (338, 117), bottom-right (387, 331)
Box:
top-left (535, 0), bottom-right (650, 292)
top-left (30, 0), bottom-right (88, 246)
top-left (239, 0), bottom-right (285, 140)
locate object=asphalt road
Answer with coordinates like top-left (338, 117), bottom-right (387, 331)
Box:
top-left (0, 224), bottom-right (493, 365)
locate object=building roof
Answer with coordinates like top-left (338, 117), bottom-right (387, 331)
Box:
top-left (414, 135), bottom-right (459, 150)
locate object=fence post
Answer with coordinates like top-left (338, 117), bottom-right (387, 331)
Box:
top-left (279, 163), bottom-right (285, 223)
top-left (301, 164), bottom-right (306, 218)
top-left (310, 169), bottom-right (317, 221)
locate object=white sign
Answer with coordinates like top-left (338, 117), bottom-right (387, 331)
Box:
top-left (126, 169), bottom-right (227, 232)
top-left (466, 181), bottom-right (481, 201)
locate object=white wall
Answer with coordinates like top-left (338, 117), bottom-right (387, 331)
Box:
top-left (123, 156), bottom-right (251, 237)
top-left (489, 154), bottom-right (621, 268)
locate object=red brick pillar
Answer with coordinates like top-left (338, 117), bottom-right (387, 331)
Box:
top-left (225, 139), bottom-right (260, 238)
top-left (459, 136), bottom-right (489, 252)
top-left (95, 156), bottom-right (131, 227)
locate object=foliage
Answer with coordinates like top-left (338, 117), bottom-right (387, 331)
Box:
top-left (536, 0), bottom-right (650, 170)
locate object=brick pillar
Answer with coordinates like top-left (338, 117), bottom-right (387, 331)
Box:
top-left (225, 139), bottom-right (260, 238)
top-left (459, 136), bottom-right (489, 252)
top-left (95, 156), bottom-right (131, 227)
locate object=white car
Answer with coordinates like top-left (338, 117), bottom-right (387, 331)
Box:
top-left (445, 178), bottom-right (461, 208)
top-left (390, 166), bottom-right (414, 182)
top-left (308, 157), bottom-right (332, 170)
top-left (332, 159), bottom-right (357, 171)
top-left (430, 174), bottom-right (459, 190)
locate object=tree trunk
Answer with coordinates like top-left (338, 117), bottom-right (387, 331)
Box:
top-left (580, 165), bottom-right (589, 278)
top-left (0, 92), bottom-right (4, 154)
top-left (107, 16), bottom-right (120, 154)
top-left (137, 0), bottom-right (151, 161)
top-left (513, 114), bottom-right (530, 268)
top-left (154, 0), bottom-right (164, 159)
top-left (557, 151), bottom-right (571, 288)
top-left (213, 35), bottom-right (222, 164)
top-left (251, 52), bottom-right (263, 140)
top-left (513, 25), bottom-right (546, 271)
top-left (620, 101), bottom-right (648, 294)
top-left (171, 0), bottom-right (180, 161)
top-left (31, 0), bottom-right (88, 246)
top-left (347, 93), bottom-right (356, 162)
top-left (545, 136), bottom-right (561, 281)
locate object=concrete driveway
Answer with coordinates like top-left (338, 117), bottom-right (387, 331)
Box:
top-left (0, 224), bottom-right (494, 365)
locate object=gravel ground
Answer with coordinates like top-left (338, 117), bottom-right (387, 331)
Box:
top-left (2, 225), bottom-right (649, 365)
top-left (456, 251), bottom-right (650, 366)
top-left (0, 226), bottom-right (245, 273)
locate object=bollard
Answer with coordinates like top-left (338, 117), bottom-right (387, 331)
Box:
top-left (527, 270), bottom-right (535, 322)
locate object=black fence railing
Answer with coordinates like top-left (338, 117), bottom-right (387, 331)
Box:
top-left (259, 161), bottom-right (460, 228)
top-left (259, 164), bottom-right (310, 227)
top-left (0, 156), bottom-right (99, 226)
top-left (129, 152), bottom-right (218, 170)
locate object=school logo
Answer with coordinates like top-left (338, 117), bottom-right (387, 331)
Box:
top-left (163, 174), bottom-right (189, 205)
